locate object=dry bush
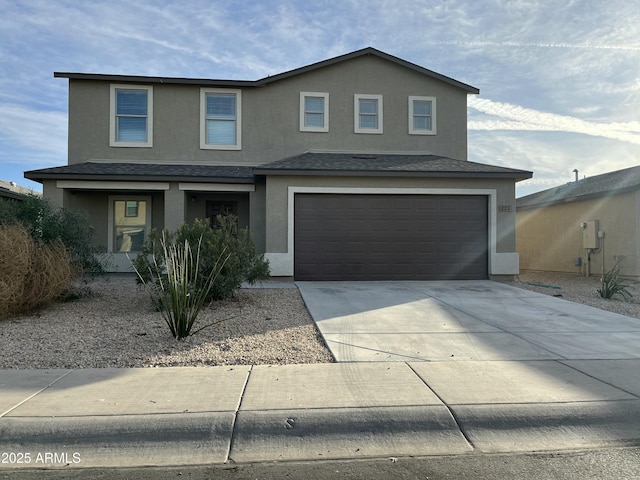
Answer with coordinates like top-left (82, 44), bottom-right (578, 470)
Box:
top-left (0, 224), bottom-right (73, 319)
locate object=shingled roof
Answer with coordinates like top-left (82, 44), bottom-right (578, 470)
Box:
top-left (254, 152), bottom-right (532, 180)
top-left (25, 154), bottom-right (533, 184)
top-left (0, 186), bottom-right (23, 200)
top-left (24, 162), bottom-right (255, 183)
top-left (517, 165), bottom-right (640, 209)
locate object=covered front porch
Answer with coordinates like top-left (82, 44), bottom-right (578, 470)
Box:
top-left (25, 162), bottom-right (264, 272)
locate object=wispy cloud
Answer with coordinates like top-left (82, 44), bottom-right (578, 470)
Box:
top-left (469, 97), bottom-right (640, 145)
top-left (0, 104), bottom-right (67, 159)
top-left (437, 41), bottom-right (640, 52)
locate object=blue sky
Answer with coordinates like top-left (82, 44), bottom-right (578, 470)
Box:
top-left (1, 0), bottom-right (639, 197)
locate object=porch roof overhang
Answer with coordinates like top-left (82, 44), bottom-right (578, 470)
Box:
top-left (253, 152), bottom-right (533, 181)
top-left (24, 162), bottom-right (256, 184)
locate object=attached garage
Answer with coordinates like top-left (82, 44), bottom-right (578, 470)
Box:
top-left (254, 152), bottom-right (533, 280)
top-left (294, 193), bottom-right (488, 281)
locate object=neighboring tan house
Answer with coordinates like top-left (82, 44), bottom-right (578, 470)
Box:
top-left (25, 47), bottom-right (531, 280)
top-left (0, 180), bottom-right (39, 201)
top-left (0, 186), bottom-right (23, 202)
top-left (516, 165), bottom-right (640, 278)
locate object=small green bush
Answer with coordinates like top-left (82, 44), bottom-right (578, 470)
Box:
top-left (598, 258), bottom-right (632, 300)
top-left (133, 216), bottom-right (270, 301)
top-left (132, 232), bottom-right (226, 339)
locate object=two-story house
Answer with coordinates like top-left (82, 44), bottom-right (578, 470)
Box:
top-left (25, 47), bottom-right (532, 280)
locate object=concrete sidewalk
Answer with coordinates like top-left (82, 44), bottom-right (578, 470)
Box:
top-left (1, 360), bottom-right (640, 469)
top-left (2, 280), bottom-right (640, 469)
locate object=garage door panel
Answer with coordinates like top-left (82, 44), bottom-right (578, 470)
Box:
top-left (296, 242), bottom-right (319, 254)
top-left (294, 194), bottom-right (488, 281)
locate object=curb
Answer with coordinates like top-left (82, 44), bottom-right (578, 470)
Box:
top-left (229, 405), bottom-right (473, 462)
top-left (452, 399), bottom-right (640, 453)
top-left (0, 413), bottom-right (233, 469)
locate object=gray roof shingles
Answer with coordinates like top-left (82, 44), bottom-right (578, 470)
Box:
top-left (25, 154), bottom-right (532, 184)
top-left (25, 162), bottom-right (255, 183)
top-left (0, 186), bottom-right (23, 200)
top-left (517, 165), bottom-right (640, 209)
top-left (255, 152), bottom-right (533, 179)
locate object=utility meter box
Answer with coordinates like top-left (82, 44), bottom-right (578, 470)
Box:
top-left (582, 220), bottom-right (599, 249)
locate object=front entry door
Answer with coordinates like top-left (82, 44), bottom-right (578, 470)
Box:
top-left (206, 201), bottom-right (238, 228)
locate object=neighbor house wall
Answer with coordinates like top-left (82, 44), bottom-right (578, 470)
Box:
top-left (516, 190), bottom-right (640, 277)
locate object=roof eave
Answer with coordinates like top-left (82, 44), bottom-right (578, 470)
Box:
top-left (54, 72), bottom-right (258, 88)
top-left (254, 168), bottom-right (531, 180)
top-left (517, 185), bottom-right (640, 210)
top-left (54, 47), bottom-right (480, 94)
top-left (24, 172), bottom-right (255, 184)
top-left (0, 188), bottom-right (24, 200)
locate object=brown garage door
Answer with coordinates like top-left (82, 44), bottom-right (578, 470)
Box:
top-left (294, 194), bottom-right (488, 281)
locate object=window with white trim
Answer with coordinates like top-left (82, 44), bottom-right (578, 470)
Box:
top-left (354, 94), bottom-right (383, 134)
top-left (200, 88), bottom-right (241, 150)
top-left (110, 85), bottom-right (153, 147)
top-left (300, 92), bottom-right (329, 132)
top-left (109, 196), bottom-right (151, 253)
top-left (409, 96), bottom-right (436, 135)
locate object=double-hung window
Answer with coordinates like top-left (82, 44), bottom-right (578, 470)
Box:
top-left (354, 94), bottom-right (383, 134)
top-left (409, 96), bottom-right (436, 135)
top-left (200, 88), bottom-right (241, 150)
top-left (300, 92), bottom-right (329, 132)
top-left (110, 84), bottom-right (153, 147)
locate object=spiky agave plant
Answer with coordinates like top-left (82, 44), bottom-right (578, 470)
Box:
top-left (598, 257), bottom-right (632, 300)
top-left (133, 232), bottom-right (228, 339)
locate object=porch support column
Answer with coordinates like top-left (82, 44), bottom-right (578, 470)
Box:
top-left (44, 180), bottom-right (66, 208)
top-left (164, 183), bottom-right (186, 231)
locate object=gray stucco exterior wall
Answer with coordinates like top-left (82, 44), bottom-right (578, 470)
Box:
top-left (36, 49), bottom-right (528, 278)
top-left (66, 55), bottom-right (470, 166)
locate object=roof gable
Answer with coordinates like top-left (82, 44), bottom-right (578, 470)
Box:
top-left (54, 47), bottom-right (479, 94)
top-left (517, 165), bottom-right (640, 209)
top-left (256, 48), bottom-right (479, 93)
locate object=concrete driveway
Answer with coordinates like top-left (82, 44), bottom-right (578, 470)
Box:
top-left (296, 280), bottom-right (640, 362)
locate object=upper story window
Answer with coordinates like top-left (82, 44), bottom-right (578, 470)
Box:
top-left (110, 85), bottom-right (153, 147)
top-left (200, 88), bottom-right (241, 150)
top-left (354, 94), bottom-right (383, 134)
top-left (300, 92), bottom-right (329, 132)
top-left (409, 96), bottom-right (436, 135)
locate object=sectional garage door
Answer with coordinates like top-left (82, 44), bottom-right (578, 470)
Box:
top-left (294, 194), bottom-right (488, 281)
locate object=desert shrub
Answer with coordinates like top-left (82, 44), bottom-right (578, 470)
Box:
top-left (0, 195), bottom-right (104, 276)
top-left (133, 216), bottom-right (270, 301)
top-left (0, 224), bottom-right (73, 319)
top-left (598, 258), bottom-right (632, 300)
top-left (132, 232), bottom-right (227, 339)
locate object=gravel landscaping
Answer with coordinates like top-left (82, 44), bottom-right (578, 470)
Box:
top-left (1, 271), bottom-right (639, 369)
top-left (504, 270), bottom-right (640, 319)
top-left (0, 277), bottom-right (334, 369)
